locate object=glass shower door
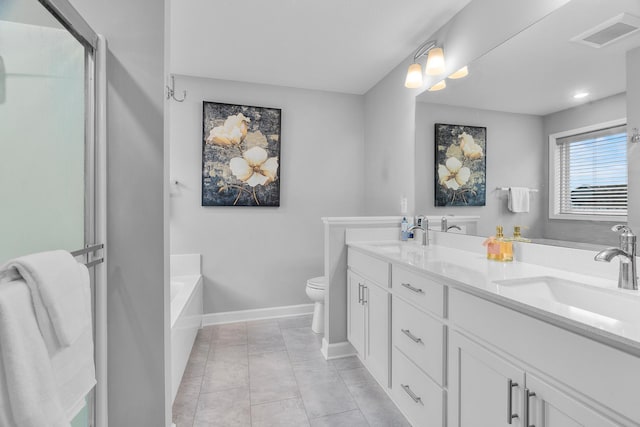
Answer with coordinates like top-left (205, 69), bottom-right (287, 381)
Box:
top-left (0, 1), bottom-right (101, 426)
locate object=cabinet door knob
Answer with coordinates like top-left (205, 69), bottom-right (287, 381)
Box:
top-left (524, 388), bottom-right (536, 427)
top-left (401, 384), bottom-right (424, 405)
top-left (507, 379), bottom-right (519, 424)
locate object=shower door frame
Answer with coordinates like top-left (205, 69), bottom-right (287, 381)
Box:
top-left (37, 1), bottom-right (108, 426)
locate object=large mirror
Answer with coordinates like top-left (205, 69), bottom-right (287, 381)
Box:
top-left (415, 0), bottom-right (640, 247)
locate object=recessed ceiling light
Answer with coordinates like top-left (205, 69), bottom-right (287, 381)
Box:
top-left (574, 92), bottom-right (589, 99)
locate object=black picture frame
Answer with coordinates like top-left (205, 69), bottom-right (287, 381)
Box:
top-left (202, 101), bottom-right (282, 207)
top-left (434, 123), bottom-right (486, 206)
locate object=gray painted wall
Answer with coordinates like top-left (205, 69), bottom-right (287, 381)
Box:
top-left (542, 93), bottom-right (626, 246)
top-left (363, 61), bottom-right (417, 215)
top-left (169, 76), bottom-right (365, 314)
top-left (415, 102), bottom-right (544, 238)
top-left (68, 0), bottom-right (167, 425)
top-left (628, 48), bottom-right (640, 234)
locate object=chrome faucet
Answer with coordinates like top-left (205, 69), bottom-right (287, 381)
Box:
top-left (594, 224), bottom-right (637, 290)
top-left (440, 217), bottom-right (462, 232)
top-left (409, 217), bottom-right (429, 246)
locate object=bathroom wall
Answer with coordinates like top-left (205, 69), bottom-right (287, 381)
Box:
top-left (169, 76), bottom-right (365, 314)
top-left (542, 93), bottom-right (626, 246)
top-left (362, 0), bottom-right (570, 216)
top-left (415, 102), bottom-right (545, 238)
top-left (628, 48), bottom-right (640, 234)
top-left (67, 0), bottom-right (167, 426)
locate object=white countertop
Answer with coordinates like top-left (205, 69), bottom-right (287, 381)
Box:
top-left (348, 240), bottom-right (640, 357)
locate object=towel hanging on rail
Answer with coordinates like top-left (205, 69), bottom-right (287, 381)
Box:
top-left (0, 250), bottom-right (90, 352)
top-left (0, 250), bottom-right (96, 422)
top-left (508, 187), bottom-right (530, 213)
top-left (0, 280), bottom-right (69, 427)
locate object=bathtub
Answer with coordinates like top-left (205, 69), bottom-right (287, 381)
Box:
top-left (170, 254), bottom-right (203, 403)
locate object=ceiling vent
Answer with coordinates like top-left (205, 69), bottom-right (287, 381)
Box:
top-left (571, 13), bottom-right (640, 48)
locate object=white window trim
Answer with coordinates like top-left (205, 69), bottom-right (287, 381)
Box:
top-left (548, 118), bottom-right (628, 222)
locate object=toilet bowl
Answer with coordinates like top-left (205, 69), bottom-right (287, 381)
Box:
top-left (305, 276), bottom-right (326, 334)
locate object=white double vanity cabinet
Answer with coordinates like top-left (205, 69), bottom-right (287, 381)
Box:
top-left (346, 241), bottom-right (640, 427)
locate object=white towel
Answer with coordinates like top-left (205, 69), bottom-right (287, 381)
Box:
top-left (51, 318), bottom-right (96, 421)
top-left (0, 250), bottom-right (90, 353)
top-left (508, 187), bottom-right (530, 213)
top-left (0, 251), bottom-right (96, 421)
top-left (0, 280), bottom-right (69, 427)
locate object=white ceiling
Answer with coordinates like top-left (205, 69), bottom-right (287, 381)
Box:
top-left (417, 0), bottom-right (640, 116)
top-left (170, 0), bottom-right (471, 95)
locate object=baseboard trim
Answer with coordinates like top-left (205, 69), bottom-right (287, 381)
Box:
top-left (202, 303), bottom-right (314, 326)
top-left (321, 339), bottom-right (356, 360)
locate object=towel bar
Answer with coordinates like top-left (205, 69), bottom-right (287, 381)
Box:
top-left (71, 243), bottom-right (105, 268)
top-left (496, 187), bottom-right (539, 192)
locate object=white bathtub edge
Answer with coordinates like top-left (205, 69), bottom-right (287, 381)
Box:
top-left (202, 303), bottom-right (314, 326)
top-left (170, 274), bottom-right (202, 328)
top-left (171, 275), bottom-right (203, 404)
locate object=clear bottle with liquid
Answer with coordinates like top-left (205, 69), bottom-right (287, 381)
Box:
top-left (496, 226), bottom-right (513, 262)
top-left (401, 217), bottom-right (409, 241)
top-left (486, 227), bottom-right (501, 260)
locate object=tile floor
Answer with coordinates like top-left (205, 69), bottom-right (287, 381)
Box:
top-left (172, 314), bottom-right (410, 427)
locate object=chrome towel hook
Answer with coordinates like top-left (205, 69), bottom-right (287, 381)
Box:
top-left (167, 75), bottom-right (186, 102)
top-left (631, 127), bottom-right (640, 144)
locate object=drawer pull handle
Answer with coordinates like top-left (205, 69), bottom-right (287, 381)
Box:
top-left (401, 282), bottom-right (424, 294)
top-left (358, 283), bottom-right (363, 304)
top-left (524, 388), bottom-right (536, 427)
top-left (401, 384), bottom-right (423, 405)
top-left (401, 329), bottom-right (423, 344)
top-left (507, 379), bottom-right (519, 424)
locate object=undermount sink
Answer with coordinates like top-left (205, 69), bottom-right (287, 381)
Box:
top-left (494, 276), bottom-right (640, 325)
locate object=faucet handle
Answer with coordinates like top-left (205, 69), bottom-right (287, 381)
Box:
top-left (612, 224), bottom-right (634, 235)
top-left (612, 224), bottom-right (636, 251)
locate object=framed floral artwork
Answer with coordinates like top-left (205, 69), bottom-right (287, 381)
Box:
top-left (202, 102), bottom-right (282, 206)
top-left (435, 123), bottom-right (486, 206)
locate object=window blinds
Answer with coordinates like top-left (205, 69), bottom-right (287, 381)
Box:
top-left (556, 124), bottom-right (627, 216)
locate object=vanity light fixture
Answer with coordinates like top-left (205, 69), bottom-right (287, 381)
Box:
top-left (404, 40), bottom-right (445, 88)
top-left (573, 91), bottom-right (589, 99)
top-left (404, 63), bottom-right (424, 88)
top-left (425, 47), bottom-right (446, 75)
top-left (448, 66), bottom-right (469, 79)
top-left (428, 80), bottom-right (447, 91)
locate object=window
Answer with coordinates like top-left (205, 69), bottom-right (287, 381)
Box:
top-left (549, 119), bottom-right (627, 221)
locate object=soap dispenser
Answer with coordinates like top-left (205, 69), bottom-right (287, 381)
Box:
top-left (401, 217), bottom-right (409, 241)
top-left (496, 226), bottom-right (513, 262)
top-left (485, 227), bottom-right (501, 261)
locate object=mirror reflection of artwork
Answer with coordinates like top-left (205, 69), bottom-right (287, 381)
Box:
top-left (435, 123), bottom-right (486, 207)
top-left (202, 102), bottom-right (282, 206)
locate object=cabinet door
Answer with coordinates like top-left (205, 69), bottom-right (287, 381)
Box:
top-left (525, 374), bottom-right (621, 427)
top-left (347, 270), bottom-right (365, 356)
top-left (365, 282), bottom-right (390, 387)
top-left (449, 331), bottom-right (525, 427)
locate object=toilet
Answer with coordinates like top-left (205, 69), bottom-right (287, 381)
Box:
top-left (305, 276), bottom-right (326, 334)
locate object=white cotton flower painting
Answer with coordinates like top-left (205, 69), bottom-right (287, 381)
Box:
top-left (435, 123), bottom-right (486, 206)
top-left (202, 102), bottom-right (281, 206)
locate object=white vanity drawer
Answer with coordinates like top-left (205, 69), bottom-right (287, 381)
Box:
top-left (393, 297), bottom-right (445, 385)
top-left (392, 347), bottom-right (444, 427)
top-left (392, 265), bottom-right (445, 317)
top-left (348, 248), bottom-right (390, 287)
